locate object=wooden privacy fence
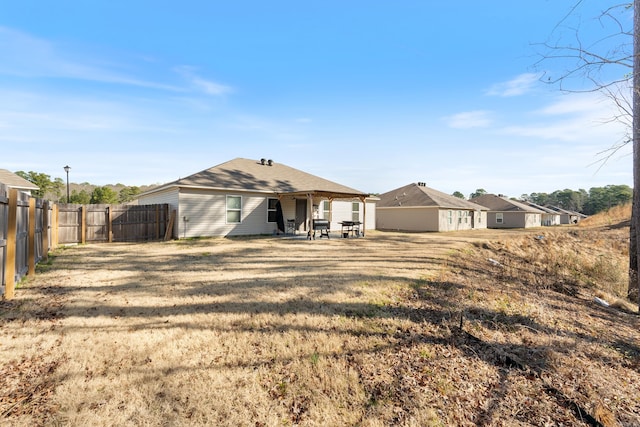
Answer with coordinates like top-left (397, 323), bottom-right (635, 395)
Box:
top-left (56, 203), bottom-right (170, 244)
top-left (1, 185), bottom-right (52, 300)
top-left (1, 189), bottom-right (170, 299)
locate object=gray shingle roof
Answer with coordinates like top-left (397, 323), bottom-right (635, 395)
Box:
top-left (377, 183), bottom-right (487, 210)
top-left (148, 158), bottom-right (368, 197)
top-left (524, 201), bottom-right (559, 214)
top-left (470, 194), bottom-right (545, 213)
top-left (0, 169), bottom-right (39, 190)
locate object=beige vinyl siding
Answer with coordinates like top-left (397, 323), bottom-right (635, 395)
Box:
top-left (328, 200), bottom-right (353, 230)
top-left (524, 213), bottom-right (542, 228)
top-left (329, 200), bottom-right (375, 231)
top-left (488, 212), bottom-right (542, 229)
top-left (438, 209), bottom-right (475, 232)
top-left (473, 210), bottom-right (488, 230)
top-left (377, 207), bottom-right (440, 231)
top-left (377, 207), bottom-right (484, 232)
top-left (178, 189), bottom-right (282, 237)
top-left (542, 213), bottom-right (561, 226)
top-left (364, 200), bottom-right (376, 230)
top-left (139, 190), bottom-right (375, 238)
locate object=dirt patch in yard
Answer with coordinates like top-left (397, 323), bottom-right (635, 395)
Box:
top-left (1, 224), bottom-right (638, 426)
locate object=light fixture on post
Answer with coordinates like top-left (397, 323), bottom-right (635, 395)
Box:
top-left (63, 165), bottom-right (71, 203)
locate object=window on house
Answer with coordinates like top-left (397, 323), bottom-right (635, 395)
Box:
top-left (496, 212), bottom-right (503, 224)
top-left (227, 195), bottom-right (242, 223)
top-left (448, 210), bottom-right (453, 224)
top-left (267, 198), bottom-right (278, 223)
top-left (323, 200), bottom-right (331, 220)
top-left (458, 211), bottom-right (462, 224)
top-left (352, 202), bottom-right (360, 221)
top-left (477, 212), bottom-right (482, 223)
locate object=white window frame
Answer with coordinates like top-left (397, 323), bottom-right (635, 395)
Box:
top-left (323, 200), bottom-right (331, 220)
top-left (226, 195), bottom-right (242, 224)
top-left (496, 212), bottom-right (504, 224)
top-left (267, 198), bottom-right (278, 223)
top-left (352, 202), bottom-right (360, 221)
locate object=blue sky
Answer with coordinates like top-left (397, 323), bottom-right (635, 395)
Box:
top-left (0, 1), bottom-right (633, 198)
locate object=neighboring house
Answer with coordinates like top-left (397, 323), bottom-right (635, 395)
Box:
top-left (135, 158), bottom-right (376, 238)
top-left (524, 201), bottom-right (561, 226)
top-left (376, 182), bottom-right (488, 232)
top-left (546, 205), bottom-right (583, 224)
top-left (470, 194), bottom-right (544, 229)
top-left (0, 169), bottom-right (39, 195)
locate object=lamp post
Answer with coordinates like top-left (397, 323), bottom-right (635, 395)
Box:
top-left (63, 165), bottom-right (71, 203)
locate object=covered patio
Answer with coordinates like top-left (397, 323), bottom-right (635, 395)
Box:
top-left (276, 190), bottom-right (371, 239)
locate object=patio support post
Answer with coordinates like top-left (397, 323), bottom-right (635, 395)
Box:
top-left (360, 196), bottom-right (367, 237)
top-left (329, 198), bottom-right (333, 224)
top-left (307, 193), bottom-right (313, 240)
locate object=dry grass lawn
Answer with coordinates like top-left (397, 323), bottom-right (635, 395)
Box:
top-left (1, 213), bottom-right (639, 426)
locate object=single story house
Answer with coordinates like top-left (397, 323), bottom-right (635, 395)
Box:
top-left (546, 205), bottom-right (584, 224)
top-left (135, 158), bottom-right (376, 238)
top-left (524, 201), bottom-right (561, 226)
top-left (0, 169), bottom-right (39, 195)
top-left (376, 182), bottom-right (488, 232)
top-left (470, 194), bottom-right (544, 229)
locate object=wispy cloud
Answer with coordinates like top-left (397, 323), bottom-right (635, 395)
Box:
top-left (500, 115), bottom-right (626, 143)
top-left (536, 92), bottom-right (616, 116)
top-left (486, 73), bottom-right (541, 97)
top-left (0, 26), bottom-right (180, 91)
top-left (443, 110), bottom-right (493, 129)
top-left (499, 91), bottom-right (629, 142)
top-left (174, 66), bottom-right (232, 96)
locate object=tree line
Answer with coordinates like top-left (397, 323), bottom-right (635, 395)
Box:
top-left (452, 185), bottom-right (632, 216)
top-left (15, 170), bottom-right (148, 204)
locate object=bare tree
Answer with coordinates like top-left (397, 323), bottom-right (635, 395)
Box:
top-left (537, 1), bottom-right (639, 309)
top-left (633, 0), bottom-right (639, 309)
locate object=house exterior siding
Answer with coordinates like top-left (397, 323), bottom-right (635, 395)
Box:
top-left (473, 210), bottom-right (487, 229)
top-left (488, 212), bottom-right (541, 229)
top-left (178, 189), bottom-right (284, 237)
top-left (377, 207), bottom-right (439, 231)
top-left (541, 213), bottom-right (561, 226)
top-left (139, 189), bottom-right (374, 238)
top-left (377, 207), bottom-right (487, 232)
top-left (327, 199), bottom-right (376, 231)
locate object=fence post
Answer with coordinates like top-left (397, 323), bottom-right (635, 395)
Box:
top-left (53, 204), bottom-right (59, 249)
top-left (155, 205), bottom-right (160, 240)
top-left (108, 205), bottom-right (113, 243)
top-left (81, 205), bottom-right (86, 244)
top-left (28, 197), bottom-right (36, 276)
top-left (42, 200), bottom-right (49, 262)
top-left (4, 189), bottom-right (18, 299)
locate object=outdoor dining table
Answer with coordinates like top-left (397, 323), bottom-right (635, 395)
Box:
top-left (339, 221), bottom-right (361, 238)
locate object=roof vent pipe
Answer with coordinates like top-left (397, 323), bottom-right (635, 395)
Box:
top-left (267, 159), bottom-right (273, 166)
top-left (260, 158), bottom-right (266, 165)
